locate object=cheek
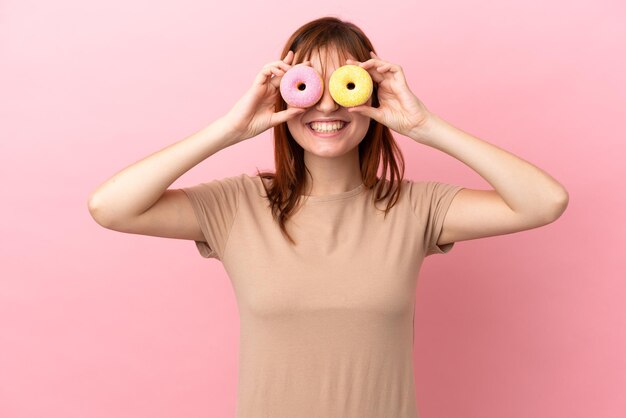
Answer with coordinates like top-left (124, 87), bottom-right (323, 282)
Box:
top-left (354, 101), bottom-right (373, 124)
top-left (286, 115), bottom-right (303, 129)
top-left (286, 119), bottom-right (307, 145)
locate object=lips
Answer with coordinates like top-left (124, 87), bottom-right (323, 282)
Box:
top-left (306, 121), bottom-right (349, 135)
top-left (307, 119), bottom-right (348, 123)
top-left (306, 120), bottom-right (348, 134)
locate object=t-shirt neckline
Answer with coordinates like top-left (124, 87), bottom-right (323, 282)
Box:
top-left (303, 182), bottom-right (365, 203)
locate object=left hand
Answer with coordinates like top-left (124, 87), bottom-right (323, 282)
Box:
top-left (346, 51), bottom-right (432, 140)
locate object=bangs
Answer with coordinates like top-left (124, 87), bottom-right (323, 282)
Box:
top-left (290, 29), bottom-right (370, 81)
top-left (298, 46), bottom-right (352, 81)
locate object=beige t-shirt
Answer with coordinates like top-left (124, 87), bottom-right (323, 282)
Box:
top-left (182, 173), bottom-right (463, 418)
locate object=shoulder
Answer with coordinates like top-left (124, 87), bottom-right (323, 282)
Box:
top-left (209, 173), bottom-right (258, 191)
top-left (402, 178), bottom-right (464, 211)
top-left (235, 173), bottom-right (275, 201)
top-left (401, 178), bottom-right (432, 200)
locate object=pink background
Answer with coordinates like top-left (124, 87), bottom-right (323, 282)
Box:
top-left (1, 1), bottom-right (625, 417)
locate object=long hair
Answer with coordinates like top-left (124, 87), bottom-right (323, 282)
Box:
top-left (255, 16), bottom-right (406, 245)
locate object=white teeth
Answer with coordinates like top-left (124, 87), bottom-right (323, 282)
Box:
top-left (309, 121), bottom-right (346, 132)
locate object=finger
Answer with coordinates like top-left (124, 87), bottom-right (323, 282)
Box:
top-left (283, 50), bottom-right (294, 63)
top-left (257, 65), bottom-right (285, 87)
top-left (271, 107), bottom-right (306, 127)
top-left (358, 58), bottom-right (384, 70)
top-left (266, 55), bottom-right (293, 69)
top-left (382, 63), bottom-right (403, 73)
top-left (271, 66), bottom-right (285, 76)
top-left (347, 52), bottom-right (379, 64)
top-left (254, 67), bottom-right (273, 86)
top-left (270, 72), bottom-right (283, 89)
top-left (345, 58), bottom-right (379, 68)
top-left (269, 61), bottom-right (291, 72)
top-left (377, 63), bottom-right (393, 73)
top-left (370, 70), bottom-right (385, 85)
top-left (351, 58), bottom-right (391, 83)
top-left (347, 105), bottom-right (382, 122)
top-left (366, 51), bottom-right (387, 72)
top-left (270, 65), bottom-right (289, 86)
top-left (291, 60), bottom-right (312, 67)
top-left (346, 58), bottom-right (384, 84)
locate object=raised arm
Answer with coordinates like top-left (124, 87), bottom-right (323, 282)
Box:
top-left (87, 117), bottom-right (239, 239)
top-left (87, 50), bottom-right (307, 241)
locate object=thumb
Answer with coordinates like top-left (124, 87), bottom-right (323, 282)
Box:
top-left (348, 105), bottom-right (382, 122)
top-left (271, 107), bottom-right (306, 127)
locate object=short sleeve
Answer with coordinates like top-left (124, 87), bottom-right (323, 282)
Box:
top-left (180, 175), bottom-right (242, 260)
top-left (408, 180), bottom-right (464, 257)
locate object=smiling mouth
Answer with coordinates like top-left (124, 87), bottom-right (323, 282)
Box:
top-left (306, 121), bottom-right (350, 134)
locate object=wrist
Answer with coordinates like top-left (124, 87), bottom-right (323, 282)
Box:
top-left (215, 115), bottom-right (246, 145)
top-left (408, 112), bottom-right (443, 144)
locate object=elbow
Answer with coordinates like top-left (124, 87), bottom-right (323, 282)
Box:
top-left (87, 193), bottom-right (111, 228)
top-left (546, 190), bottom-right (569, 223)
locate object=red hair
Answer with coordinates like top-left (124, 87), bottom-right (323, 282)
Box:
top-left (254, 16), bottom-right (406, 245)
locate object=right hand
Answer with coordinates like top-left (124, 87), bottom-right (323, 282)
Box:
top-left (223, 50), bottom-right (311, 143)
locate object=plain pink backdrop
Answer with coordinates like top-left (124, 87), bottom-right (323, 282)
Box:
top-left (1, 1), bottom-right (624, 417)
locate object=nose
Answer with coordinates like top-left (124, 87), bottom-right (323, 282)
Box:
top-left (315, 76), bottom-right (339, 113)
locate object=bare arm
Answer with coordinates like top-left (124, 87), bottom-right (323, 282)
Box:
top-left (87, 50), bottom-right (306, 240)
top-left (87, 116), bottom-right (238, 228)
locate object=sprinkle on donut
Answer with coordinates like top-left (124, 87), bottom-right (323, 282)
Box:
top-left (279, 64), bottom-right (324, 108)
top-left (329, 65), bottom-right (373, 107)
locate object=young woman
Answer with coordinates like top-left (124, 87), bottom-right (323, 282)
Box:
top-left (88, 16), bottom-right (568, 418)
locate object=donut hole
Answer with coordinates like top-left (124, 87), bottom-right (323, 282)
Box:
top-left (347, 82), bottom-right (356, 90)
top-left (297, 83), bottom-right (306, 91)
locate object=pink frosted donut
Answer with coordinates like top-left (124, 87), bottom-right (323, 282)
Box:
top-left (279, 64), bottom-right (323, 108)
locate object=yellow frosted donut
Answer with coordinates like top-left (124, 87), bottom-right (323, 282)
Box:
top-left (329, 64), bottom-right (373, 107)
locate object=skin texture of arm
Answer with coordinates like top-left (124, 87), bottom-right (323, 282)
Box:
top-left (413, 112), bottom-right (569, 246)
top-left (346, 51), bottom-right (568, 246)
